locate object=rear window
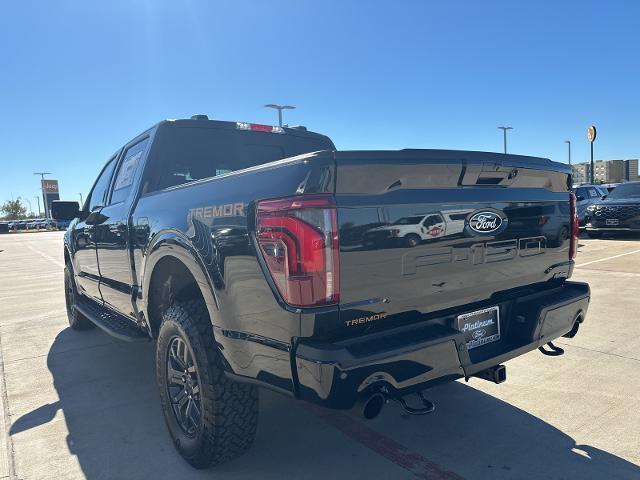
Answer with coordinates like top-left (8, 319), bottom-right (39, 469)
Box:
top-left (142, 126), bottom-right (332, 194)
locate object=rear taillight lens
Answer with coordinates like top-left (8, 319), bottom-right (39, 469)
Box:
top-left (569, 192), bottom-right (579, 259)
top-left (256, 195), bottom-right (339, 307)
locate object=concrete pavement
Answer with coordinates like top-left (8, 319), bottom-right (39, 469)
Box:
top-left (0, 231), bottom-right (638, 479)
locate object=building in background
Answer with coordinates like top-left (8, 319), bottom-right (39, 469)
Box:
top-left (572, 159), bottom-right (635, 184)
top-left (571, 163), bottom-right (590, 184)
top-left (595, 159), bottom-right (625, 183)
top-left (626, 159), bottom-right (640, 181)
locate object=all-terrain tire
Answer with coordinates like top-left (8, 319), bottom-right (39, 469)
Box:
top-left (64, 265), bottom-right (95, 330)
top-left (156, 300), bottom-right (258, 468)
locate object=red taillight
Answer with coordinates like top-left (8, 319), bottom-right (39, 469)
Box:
top-left (569, 192), bottom-right (579, 259)
top-left (256, 195), bottom-right (339, 307)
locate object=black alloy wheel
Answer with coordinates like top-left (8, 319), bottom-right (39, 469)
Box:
top-left (166, 336), bottom-right (202, 437)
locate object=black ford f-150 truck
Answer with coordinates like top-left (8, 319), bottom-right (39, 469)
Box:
top-left (52, 115), bottom-right (590, 468)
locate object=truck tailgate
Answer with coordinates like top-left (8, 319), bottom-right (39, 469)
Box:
top-left (335, 150), bottom-right (573, 334)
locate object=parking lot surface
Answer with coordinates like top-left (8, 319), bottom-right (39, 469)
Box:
top-left (0, 231), bottom-right (638, 480)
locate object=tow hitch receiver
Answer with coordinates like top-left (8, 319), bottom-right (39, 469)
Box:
top-left (538, 341), bottom-right (565, 356)
top-left (473, 364), bottom-right (507, 384)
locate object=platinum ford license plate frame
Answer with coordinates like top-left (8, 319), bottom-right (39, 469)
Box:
top-left (457, 306), bottom-right (501, 350)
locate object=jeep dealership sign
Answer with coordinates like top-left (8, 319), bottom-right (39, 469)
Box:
top-left (42, 179), bottom-right (60, 217)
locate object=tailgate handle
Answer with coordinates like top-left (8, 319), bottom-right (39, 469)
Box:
top-left (461, 163), bottom-right (519, 186)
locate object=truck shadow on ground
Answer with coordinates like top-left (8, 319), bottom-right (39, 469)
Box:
top-left (10, 328), bottom-right (640, 480)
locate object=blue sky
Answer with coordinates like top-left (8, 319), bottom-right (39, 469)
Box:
top-left (1, 1), bottom-right (639, 212)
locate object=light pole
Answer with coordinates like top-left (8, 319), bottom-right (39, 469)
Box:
top-left (78, 193), bottom-right (84, 206)
top-left (23, 197), bottom-right (33, 217)
top-left (587, 126), bottom-right (597, 184)
top-left (35, 196), bottom-right (41, 216)
top-left (497, 126), bottom-right (513, 154)
top-left (34, 172), bottom-right (52, 219)
top-left (564, 140), bottom-right (571, 165)
top-left (264, 104), bottom-right (295, 127)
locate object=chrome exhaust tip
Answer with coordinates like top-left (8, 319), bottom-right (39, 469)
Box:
top-left (359, 392), bottom-right (386, 420)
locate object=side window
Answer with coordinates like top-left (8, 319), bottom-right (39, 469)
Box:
top-left (423, 215), bottom-right (442, 227)
top-left (575, 187), bottom-right (585, 199)
top-left (587, 187), bottom-right (599, 198)
top-left (88, 157), bottom-right (117, 211)
top-left (110, 139), bottom-right (149, 205)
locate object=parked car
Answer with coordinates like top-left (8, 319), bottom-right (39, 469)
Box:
top-left (503, 203), bottom-right (571, 247)
top-left (41, 219), bottom-right (56, 230)
top-left (363, 209), bottom-right (470, 247)
top-left (584, 181), bottom-right (640, 238)
top-left (53, 116), bottom-right (590, 468)
top-left (573, 184), bottom-right (608, 227)
top-left (56, 219), bottom-right (71, 230)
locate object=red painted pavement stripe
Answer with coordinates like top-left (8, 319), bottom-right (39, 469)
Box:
top-left (305, 405), bottom-right (465, 480)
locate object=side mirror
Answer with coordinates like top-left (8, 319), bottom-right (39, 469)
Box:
top-left (601, 194), bottom-right (607, 200)
top-left (51, 200), bottom-right (80, 221)
top-left (575, 195), bottom-right (585, 201)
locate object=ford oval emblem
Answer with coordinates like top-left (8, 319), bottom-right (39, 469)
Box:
top-left (472, 329), bottom-right (486, 340)
top-left (468, 210), bottom-right (505, 235)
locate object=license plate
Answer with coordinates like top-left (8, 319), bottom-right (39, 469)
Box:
top-left (457, 306), bottom-right (500, 350)
top-left (606, 218), bottom-right (619, 226)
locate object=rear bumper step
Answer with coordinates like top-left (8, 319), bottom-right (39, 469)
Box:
top-left (293, 281), bottom-right (589, 410)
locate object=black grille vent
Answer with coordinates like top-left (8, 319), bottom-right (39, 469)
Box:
top-left (593, 205), bottom-right (640, 221)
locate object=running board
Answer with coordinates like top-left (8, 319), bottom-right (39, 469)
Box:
top-left (76, 296), bottom-right (149, 342)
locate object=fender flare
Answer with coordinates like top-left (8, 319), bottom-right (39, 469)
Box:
top-left (139, 229), bottom-right (219, 332)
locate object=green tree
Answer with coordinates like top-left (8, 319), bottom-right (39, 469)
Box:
top-left (0, 198), bottom-right (27, 220)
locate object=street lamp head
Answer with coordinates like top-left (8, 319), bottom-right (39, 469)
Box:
top-left (497, 126), bottom-right (513, 131)
top-left (565, 140), bottom-right (571, 144)
top-left (264, 104), bottom-right (296, 127)
top-left (264, 104), bottom-right (296, 110)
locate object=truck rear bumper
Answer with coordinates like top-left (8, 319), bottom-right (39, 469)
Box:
top-left (293, 281), bottom-right (590, 409)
